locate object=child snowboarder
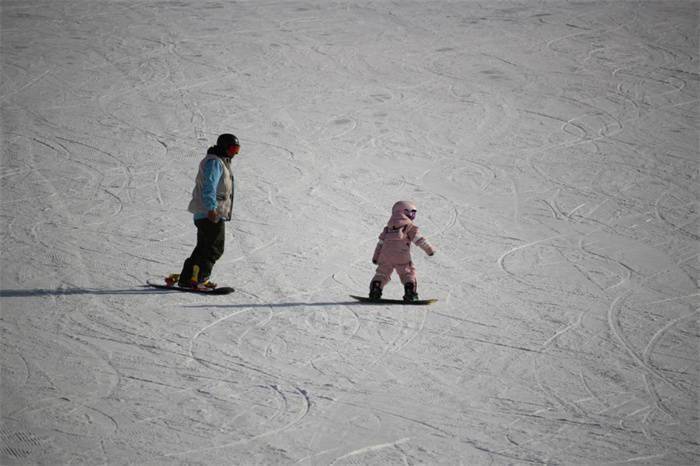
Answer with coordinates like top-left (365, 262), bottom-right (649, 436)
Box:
top-left (171, 133), bottom-right (240, 290)
top-left (369, 201), bottom-right (435, 302)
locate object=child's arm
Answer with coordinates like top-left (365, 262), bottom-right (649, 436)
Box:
top-left (412, 227), bottom-right (435, 256)
top-left (372, 229), bottom-right (386, 264)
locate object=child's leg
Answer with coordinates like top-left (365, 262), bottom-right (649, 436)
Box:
top-left (371, 262), bottom-right (394, 288)
top-left (397, 262), bottom-right (419, 301)
top-left (396, 262), bottom-right (417, 287)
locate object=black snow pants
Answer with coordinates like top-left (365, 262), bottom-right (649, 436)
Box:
top-left (179, 218), bottom-right (225, 286)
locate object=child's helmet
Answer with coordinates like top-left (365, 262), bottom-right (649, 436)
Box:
top-left (392, 200), bottom-right (417, 220)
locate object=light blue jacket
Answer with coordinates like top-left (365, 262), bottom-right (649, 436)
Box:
top-left (188, 155), bottom-right (234, 221)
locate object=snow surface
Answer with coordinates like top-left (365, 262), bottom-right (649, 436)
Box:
top-left (1, 1), bottom-right (698, 464)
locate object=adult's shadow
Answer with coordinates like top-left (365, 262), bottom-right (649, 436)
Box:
top-left (0, 287), bottom-right (176, 297)
top-left (185, 300), bottom-right (362, 310)
top-left (0, 288), bottom-right (366, 309)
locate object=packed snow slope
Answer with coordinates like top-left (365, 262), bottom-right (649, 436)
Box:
top-left (1, 1), bottom-right (698, 464)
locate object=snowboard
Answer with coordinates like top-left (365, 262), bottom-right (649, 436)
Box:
top-left (350, 295), bottom-right (437, 305)
top-left (146, 280), bottom-right (234, 295)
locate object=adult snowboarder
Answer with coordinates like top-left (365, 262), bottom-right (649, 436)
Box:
top-left (176, 133), bottom-right (240, 289)
top-left (369, 201), bottom-right (435, 302)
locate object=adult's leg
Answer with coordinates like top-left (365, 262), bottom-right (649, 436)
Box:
top-left (192, 218), bottom-right (225, 281)
top-left (179, 219), bottom-right (225, 285)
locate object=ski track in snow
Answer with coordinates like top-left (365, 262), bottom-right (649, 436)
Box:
top-left (1, 1), bottom-right (698, 464)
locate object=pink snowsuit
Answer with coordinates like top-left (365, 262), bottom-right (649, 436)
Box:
top-left (371, 201), bottom-right (435, 289)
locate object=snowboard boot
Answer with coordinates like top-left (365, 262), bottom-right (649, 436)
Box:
top-left (200, 278), bottom-right (217, 289)
top-left (178, 263), bottom-right (201, 288)
top-left (369, 281), bottom-right (383, 301)
top-left (165, 274), bottom-right (180, 287)
top-left (403, 282), bottom-right (419, 302)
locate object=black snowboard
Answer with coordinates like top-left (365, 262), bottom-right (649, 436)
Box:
top-left (350, 295), bottom-right (437, 305)
top-left (147, 280), bottom-right (234, 295)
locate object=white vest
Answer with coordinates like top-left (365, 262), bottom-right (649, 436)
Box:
top-left (187, 154), bottom-right (234, 221)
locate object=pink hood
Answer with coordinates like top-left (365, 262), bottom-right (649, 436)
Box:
top-left (387, 200), bottom-right (417, 228)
